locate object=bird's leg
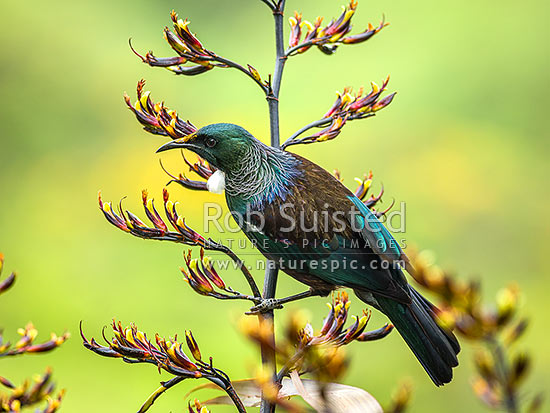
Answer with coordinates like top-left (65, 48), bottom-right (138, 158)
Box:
top-left (246, 288), bottom-right (321, 315)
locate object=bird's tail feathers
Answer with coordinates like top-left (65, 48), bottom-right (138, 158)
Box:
top-left (409, 286), bottom-right (461, 354)
top-left (357, 287), bottom-right (460, 386)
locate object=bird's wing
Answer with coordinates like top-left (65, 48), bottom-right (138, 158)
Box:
top-left (347, 194), bottom-right (411, 270)
top-left (251, 153), bottom-right (411, 302)
top-left (289, 153), bottom-right (409, 264)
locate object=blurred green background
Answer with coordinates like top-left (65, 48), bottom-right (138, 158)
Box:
top-left (1, 0), bottom-right (548, 411)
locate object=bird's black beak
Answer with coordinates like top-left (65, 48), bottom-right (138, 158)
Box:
top-left (156, 133), bottom-right (196, 153)
top-left (156, 139), bottom-right (188, 153)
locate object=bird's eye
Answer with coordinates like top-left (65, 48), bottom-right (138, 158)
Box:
top-left (205, 137), bottom-right (217, 148)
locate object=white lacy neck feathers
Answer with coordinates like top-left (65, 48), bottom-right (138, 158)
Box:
top-left (207, 170), bottom-right (226, 194)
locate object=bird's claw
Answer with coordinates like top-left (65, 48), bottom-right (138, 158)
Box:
top-left (246, 298), bottom-right (284, 315)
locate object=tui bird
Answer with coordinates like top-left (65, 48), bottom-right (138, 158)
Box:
top-left (157, 123), bottom-right (460, 385)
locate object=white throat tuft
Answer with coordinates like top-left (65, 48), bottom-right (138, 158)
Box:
top-left (207, 170), bottom-right (226, 194)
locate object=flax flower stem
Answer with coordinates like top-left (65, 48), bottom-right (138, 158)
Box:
top-left (487, 336), bottom-right (518, 413)
top-left (260, 2), bottom-right (287, 413)
top-left (282, 117), bottom-right (332, 149)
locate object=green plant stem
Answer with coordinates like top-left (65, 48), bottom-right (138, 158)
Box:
top-left (260, 2), bottom-right (286, 413)
top-left (487, 336), bottom-right (518, 413)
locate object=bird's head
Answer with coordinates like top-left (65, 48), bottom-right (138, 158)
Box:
top-left (156, 123), bottom-right (257, 172)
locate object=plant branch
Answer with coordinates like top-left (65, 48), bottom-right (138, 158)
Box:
top-left (224, 383), bottom-right (248, 413)
top-left (281, 110), bottom-right (381, 150)
top-left (99, 193), bottom-right (261, 298)
top-left (83, 321), bottom-right (248, 413)
top-left (285, 39), bottom-right (320, 57)
top-left (210, 242), bottom-right (261, 297)
top-left (247, 289), bottom-right (320, 314)
top-left (266, 1), bottom-right (288, 147)
top-left (486, 336), bottom-right (518, 413)
top-left (272, 7), bottom-right (287, 99)
top-left (143, 234), bottom-right (261, 299)
top-left (260, 264), bottom-right (279, 413)
top-left (260, 3), bottom-right (287, 413)
top-left (208, 54), bottom-right (268, 95)
top-left (138, 377), bottom-right (186, 413)
top-left (281, 117), bottom-right (332, 149)
top-left (285, 36), bottom-right (350, 57)
top-left (276, 347), bottom-right (308, 384)
top-left (259, 0), bottom-right (276, 11)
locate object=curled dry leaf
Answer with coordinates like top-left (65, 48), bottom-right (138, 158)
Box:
top-left (187, 376), bottom-right (382, 412)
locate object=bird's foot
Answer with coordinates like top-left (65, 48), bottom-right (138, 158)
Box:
top-left (246, 298), bottom-right (284, 315)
